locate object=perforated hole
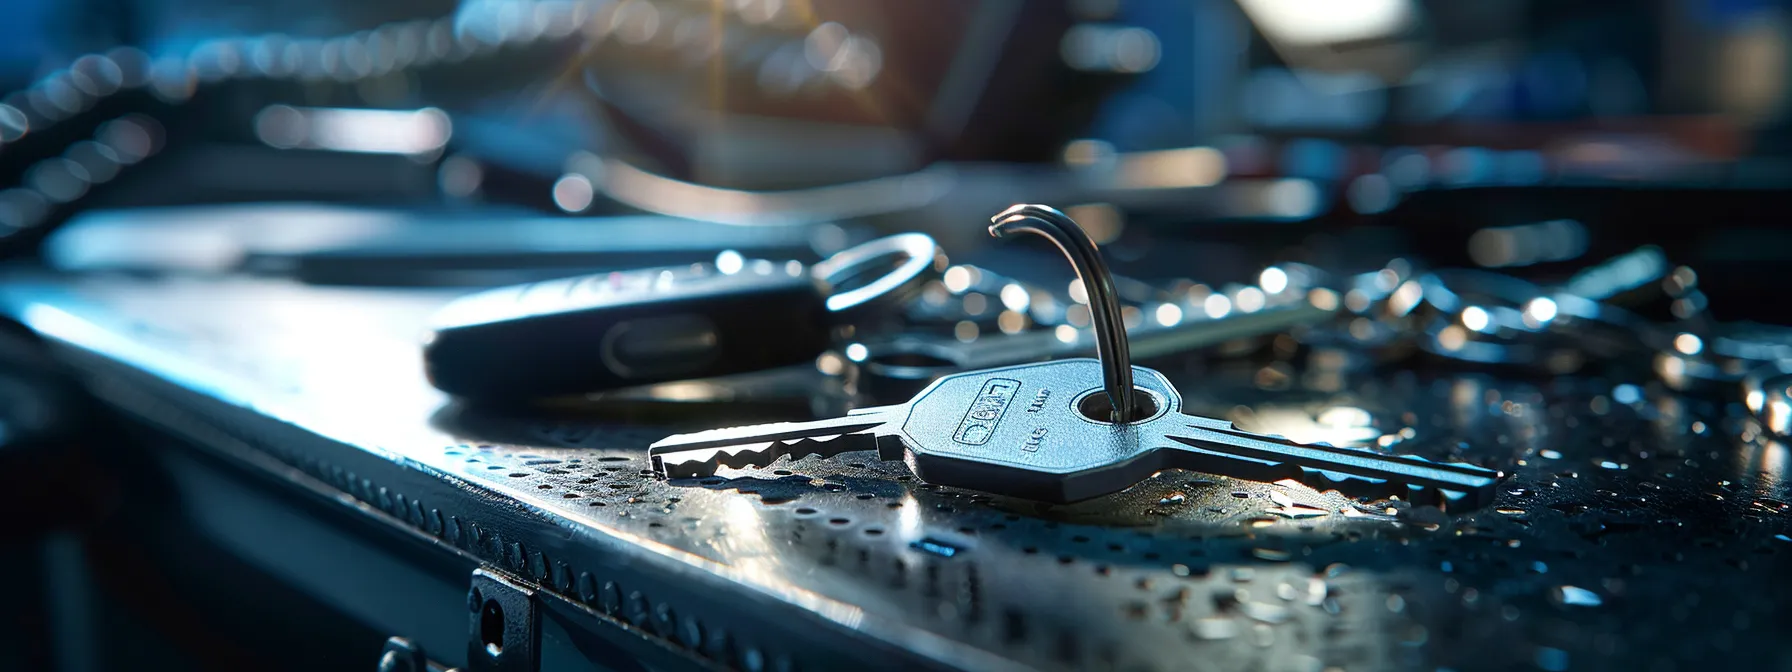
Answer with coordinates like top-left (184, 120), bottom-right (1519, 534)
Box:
top-left (479, 597), bottom-right (505, 656)
top-left (1075, 387), bottom-right (1160, 424)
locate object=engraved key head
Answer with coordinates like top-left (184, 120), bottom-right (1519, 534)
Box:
top-left (896, 358), bottom-right (1181, 502)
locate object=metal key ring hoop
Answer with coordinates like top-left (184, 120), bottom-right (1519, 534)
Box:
top-left (811, 232), bottom-right (939, 319)
top-left (1419, 268), bottom-right (1661, 368)
top-left (988, 204), bottom-right (1138, 422)
top-left (1743, 360), bottom-right (1792, 437)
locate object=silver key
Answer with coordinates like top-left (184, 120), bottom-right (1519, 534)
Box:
top-left (652, 358), bottom-right (1502, 506)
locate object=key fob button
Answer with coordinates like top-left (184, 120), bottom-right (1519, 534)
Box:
top-left (601, 314), bottom-right (721, 378)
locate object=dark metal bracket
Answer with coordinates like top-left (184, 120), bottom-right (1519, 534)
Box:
top-left (467, 569), bottom-right (540, 672)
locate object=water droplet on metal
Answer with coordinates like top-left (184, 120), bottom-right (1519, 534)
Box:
top-left (1192, 616), bottom-right (1238, 640)
top-left (1552, 585), bottom-right (1602, 607)
top-left (1275, 583), bottom-right (1298, 601)
top-left (1304, 579), bottom-right (1327, 605)
top-left (1251, 547), bottom-right (1292, 562)
top-left (1243, 601), bottom-right (1290, 623)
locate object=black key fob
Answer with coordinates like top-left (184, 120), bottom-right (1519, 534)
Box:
top-left (424, 260), bottom-right (830, 400)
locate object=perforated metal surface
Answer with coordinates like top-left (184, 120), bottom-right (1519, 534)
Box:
top-left (7, 276), bottom-right (1791, 671)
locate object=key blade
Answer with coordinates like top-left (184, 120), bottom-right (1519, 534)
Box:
top-left (650, 408), bottom-right (899, 478)
top-left (1165, 423), bottom-right (1502, 508)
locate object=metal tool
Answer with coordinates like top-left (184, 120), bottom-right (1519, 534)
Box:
top-left (423, 233), bottom-right (938, 400)
top-left (1414, 267), bottom-right (1662, 370)
top-left (650, 206), bottom-right (1501, 506)
top-left (903, 263), bottom-right (1062, 330)
top-left (1657, 322), bottom-right (1792, 390)
top-left (847, 296), bottom-right (1331, 401)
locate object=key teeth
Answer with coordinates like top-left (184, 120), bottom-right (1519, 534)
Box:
top-left (652, 434), bottom-right (871, 478)
top-left (1295, 462), bottom-right (1499, 508)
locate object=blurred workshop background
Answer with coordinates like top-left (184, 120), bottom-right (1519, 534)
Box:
top-left (4, 0), bottom-right (1792, 292)
top-left (7, 1), bottom-right (1792, 671)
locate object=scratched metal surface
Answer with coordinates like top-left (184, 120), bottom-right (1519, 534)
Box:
top-left (6, 275), bottom-right (1791, 672)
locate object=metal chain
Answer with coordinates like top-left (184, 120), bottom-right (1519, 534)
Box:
top-left (0, 0), bottom-right (602, 239)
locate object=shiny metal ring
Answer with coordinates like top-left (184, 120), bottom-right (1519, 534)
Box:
top-left (812, 232), bottom-right (939, 319)
top-left (1743, 361), bottom-right (1792, 437)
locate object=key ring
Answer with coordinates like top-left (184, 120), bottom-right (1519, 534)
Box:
top-left (988, 204), bottom-right (1138, 422)
top-left (1658, 323), bottom-right (1792, 390)
top-left (812, 232), bottom-right (939, 322)
top-left (1743, 361), bottom-right (1792, 437)
top-left (1416, 268), bottom-right (1660, 370)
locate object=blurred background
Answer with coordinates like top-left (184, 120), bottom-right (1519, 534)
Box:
top-left (6, 1), bottom-right (1792, 670)
top-left (4, 0), bottom-right (1792, 310)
